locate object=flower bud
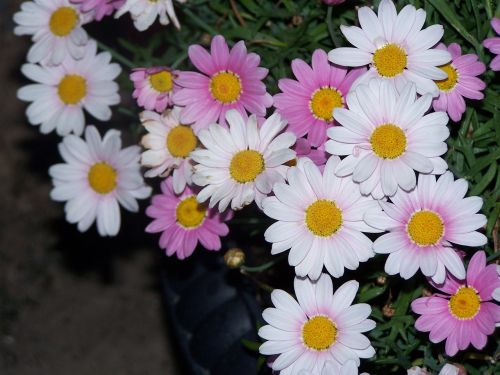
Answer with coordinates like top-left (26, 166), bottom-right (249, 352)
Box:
top-left (382, 304), bottom-right (395, 318)
top-left (323, 0), bottom-right (347, 5)
top-left (224, 248), bottom-right (245, 269)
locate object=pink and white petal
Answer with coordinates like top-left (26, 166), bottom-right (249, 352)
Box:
top-left (294, 276), bottom-right (319, 317)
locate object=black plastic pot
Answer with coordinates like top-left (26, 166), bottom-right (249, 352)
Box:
top-left (161, 250), bottom-right (265, 375)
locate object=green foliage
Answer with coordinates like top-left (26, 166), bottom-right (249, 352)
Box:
top-left (99, 0), bottom-right (500, 373)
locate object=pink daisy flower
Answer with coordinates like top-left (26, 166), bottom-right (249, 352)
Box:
top-left (323, 0), bottom-right (347, 4)
top-left (365, 172), bottom-right (488, 284)
top-left (483, 18), bottom-right (500, 71)
top-left (173, 35), bottom-right (273, 133)
top-left (432, 43), bottom-right (486, 122)
top-left (274, 49), bottom-right (365, 148)
top-left (411, 251), bottom-right (500, 356)
top-left (294, 138), bottom-right (328, 169)
top-left (130, 66), bottom-right (179, 113)
top-left (70, 0), bottom-right (124, 21)
top-left (145, 177), bottom-right (232, 259)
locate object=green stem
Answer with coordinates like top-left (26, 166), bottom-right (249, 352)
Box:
top-left (96, 40), bottom-right (135, 70)
top-left (171, 52), bottom-right (188, 69)
top-left (326, 6), bottom-right (341, 48)
top-left (118, 106), bottom-right (137, 119)
top-left (183, 8), bottom-right (218, 35)
top-left (240, 270), bottom-right (274, 293)
top-left (240, 254), bottom-right (287, 273)
top-left (486, 251), bottom-right (500, 262)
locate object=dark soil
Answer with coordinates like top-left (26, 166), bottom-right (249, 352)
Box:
top-left (0, 2), bottom-right (180, 374)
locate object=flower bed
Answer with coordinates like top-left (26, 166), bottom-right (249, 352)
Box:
top-left (14, 0), bottom-right (500, 374)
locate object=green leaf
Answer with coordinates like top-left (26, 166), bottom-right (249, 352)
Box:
top-left (241, 338), bottom-right (261, 352)
top-left (470, 162), bottom-right (497, 195)
top-left (359, 285), bottom-right (387, 303)
top-left (427, 0), bottom-right (481, 50)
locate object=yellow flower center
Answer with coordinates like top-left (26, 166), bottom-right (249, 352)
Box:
top-left (210, 71), bottom-right (242, 104)
top-left (58, 75), bottom-right (87, 105)
top-left (176, 196), bottom-right (206, 228)
top-left (229, 150), bottom-right (265, 183)
top-left (88, 162), bottom-right (117, 194)
top-left (448, 287), bottom-right (481, 320)
top-left (305, 199), bottom-right (342, 237)
top-left (435, 63), bottom-right (459, 92)
top-left (309, 87), bottom-right (343, 121)
top-left (49, 7), bottom-right (78, 37)
top-left (166, 125), bottom-right (197, 158)
top-left (373, 43), bottom-right (407, 78)
top-left (370, 124), bottom-right (407, 159)
top-left (407, 210), bottom-right (444, 246)
top-left (149, 70), bottom-right (174, 93)
top-left (302, 316), bottom-right (337, 351)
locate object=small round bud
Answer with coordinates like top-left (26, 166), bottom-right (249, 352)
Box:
top-left (291, 16), bottom-right (303, 26)
top-left (224, 248), bottom-right (245, 269)
top-left (422, 288), bottom-right (433, 297)
top-left (376, 275), bottom-right (387, 285)
top-left (200, 33), bottom-right (211, 45)
top-left (382, 304), bottom-right (395, 318)
top-left (452, 363), bottom-right (467, 375)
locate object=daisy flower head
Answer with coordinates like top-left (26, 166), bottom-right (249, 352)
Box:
top-left (145, 178), bottom-right (231, 260)
top-left (14, 0), bottom-right (90, 66)
top-left (483, 18), bottom-right (500, 71)
top-left (259, 274), bottom-right (375, 374)
top-left (411, 251), bottom-right (500, 356)
top-left (408, 364), bottom-right (463, 375)
top-left (140, 107), bottom-right (197, 193)
top-left (173, 35), bottom-right (273, 132)
top-left (17, 40), bottom-right (121, 136)
top-left (115, 0), bottom-right (186, 31)
top-left (326, 79), bottom-right (449, 199)
top-left (365, 172), bottom-right (488, 283)
top-left (273, 49), bottom-right (365, 147)
top-left (130, 66), bottom-right (179, 113)
top-left (432, 43), bottom-right (486, 122)
top-left (328, 0), bottom-right (451, 96)
top-left (294, 138), bottom-right (328, 170)
top-left (70, 0), bottom-right (125, 21)
top-left (300, 360), bottom-right (369, 375)
top-left (49, 126), bottom-right (152, 236)
top-left (191, 109), bottom-right (296, 211)
top-left (262, 157), bottom-right (381, 281)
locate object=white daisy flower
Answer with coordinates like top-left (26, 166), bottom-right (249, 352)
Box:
top-left (13, 0), bottom-right (90, 66)
top-left (115, 0), bottom-right (186, 31)
top-left (140, 107), bottom-right (197, 193)
top-left (191, 109), bottom-right (296, 212)
top-left (17, 40), bottom-right (121, 136)
top-left (325, 79), bottom-right (449, 199)
top-left (328, 0), bottom-right (451, 96)
top-left (262, 157), bottom-right (381, 281)
top-left (300, 360), bottom-right (369, 375)
top-left (364, 172), bottom-right (488, 283)
top-left (49, 125), bottom-right (152, 236)
top-left (259, 274), bottom-right (376, 374)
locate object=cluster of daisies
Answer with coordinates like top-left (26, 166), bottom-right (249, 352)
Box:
top-left (13, 0), bottom-right (185, 236)
top-left (15, 0), bottom-right (500, 374)
top-left (14, 0), bottom-right (190, 236)
top-left (134, 1), bottom-right (500, 374)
